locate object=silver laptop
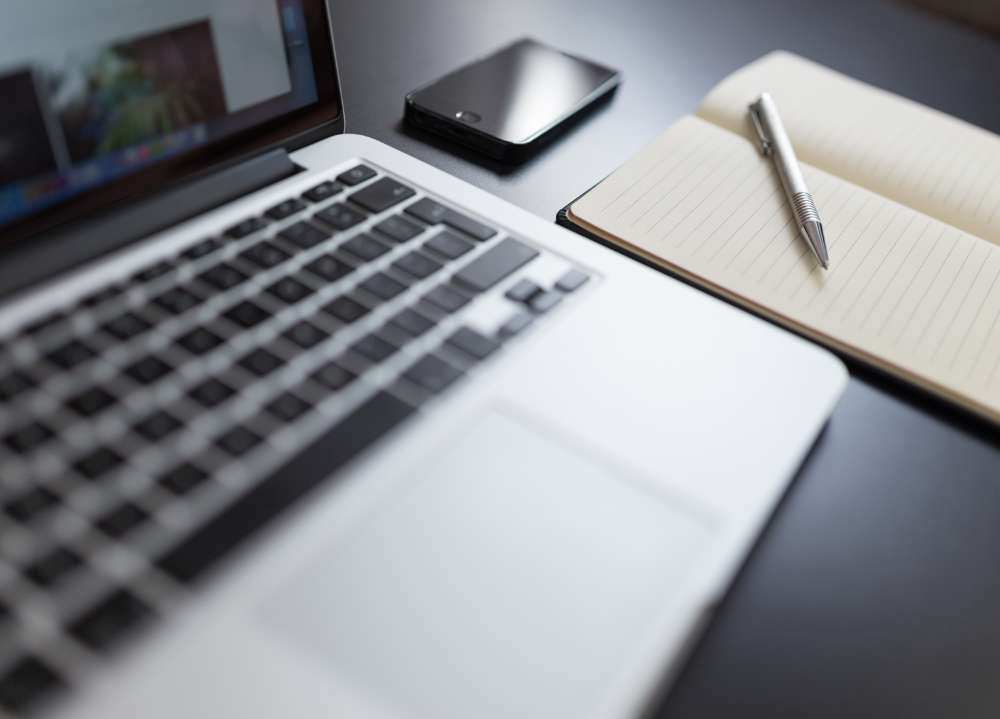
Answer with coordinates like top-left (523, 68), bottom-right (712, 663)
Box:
top-left (0, 3), bottom-right (846, 717)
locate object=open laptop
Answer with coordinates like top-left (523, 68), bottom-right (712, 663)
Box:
top-left (0, 2), bottom-right (846, 717)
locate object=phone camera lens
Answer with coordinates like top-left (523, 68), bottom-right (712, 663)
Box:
top-left (454, 110), bottom-right (482, 124)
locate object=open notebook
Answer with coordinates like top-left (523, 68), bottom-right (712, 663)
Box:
top-left (564, 51), bottom-right (1000, 424)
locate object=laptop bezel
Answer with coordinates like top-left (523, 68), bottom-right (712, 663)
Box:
top-left (1, 0), bottom-right (345, 246)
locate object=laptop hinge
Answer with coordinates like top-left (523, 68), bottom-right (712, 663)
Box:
top-left (0, 149), bottom-right (302, 302)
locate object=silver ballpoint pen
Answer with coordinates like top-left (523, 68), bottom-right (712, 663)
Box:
top-left (748, 93), bottom-right (830, 269)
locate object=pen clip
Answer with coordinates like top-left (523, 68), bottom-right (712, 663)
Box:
top-left (748, 103), bottom-right (772, 157)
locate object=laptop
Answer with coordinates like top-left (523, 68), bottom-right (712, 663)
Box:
top-left (0, 2), bottom-right (846, 717)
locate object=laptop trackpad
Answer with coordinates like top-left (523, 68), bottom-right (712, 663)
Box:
top-left (265, 409), bottom-right (715, 718)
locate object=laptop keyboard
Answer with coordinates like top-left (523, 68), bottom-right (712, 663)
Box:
top-left (0, 163), bottom-right (591, 715)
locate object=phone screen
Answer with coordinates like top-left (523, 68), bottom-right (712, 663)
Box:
top-left (409, 39), bottom-right (618, 145)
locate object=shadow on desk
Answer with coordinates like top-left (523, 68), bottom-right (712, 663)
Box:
top-left (847, 361), bottom-right (1000, 451)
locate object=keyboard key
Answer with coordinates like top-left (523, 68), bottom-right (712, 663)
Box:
top-left (351, 333), bottom-right (398, 363)
top-left (556, 268), bottom-right (591, 293)
top-left (283, 320), bottom-right (328, 349)
top-left (181, 237), bottom-right (222, 260)
top-left (69, 590), bottom-right (153, 652)
top-left (392, 251), bottom-right (442, 280)
top-left (265, 392), bottom-right (313, 423)
top-left (238, 348), bottom-right (284, 377)
top-left (73, 447), bottom-right (124, 480)
top-left (390, 308), bottom-right (436, 337)
top-left (189, 378), bottom-right (236, 408)
top-left (216, 426), bottom-right (263, 457)
top-left (66, 386), bottom-right (116, 418)
top-left (25, 547), bottom-right (83, 587)
top-left (198, 262), bottom-right (248, 291)
top-left (311, 360), bottom-right (355, 391)
top-left (96, 502), bottom-right (149, 538)
top-left (304, 254), bottom-right (354, 282)
top-left (350, 177), bottom-right (415, 213)
top-left (337, 165), bottom-right (377, 186)
top-left (159, 463), bottom-right (210, 496)
top-left (402, 197), bottom-right (450, 225)
top-left (315, 203), bottom-right (366, 232)
top-left (133, 410), bottom-right (183, 441)
top-left (453, 237), bottom-right (539, 293)
top-left (176, 327), bottom-right (224, 355)
top-left (266, 197), bottom-right (307, 220)
top-left (5, 487), bottom-right (59, 522)
top-left (152, 285), bottom-right (203, 315)
top-left (23, 311), bottom-right (66, 337)
top-left (498, 312), bottom-right (533, 338)
top-left (4, 421), bottom-right (54, 454)
top-left (123, 356), bottom-right (172, 385)
top-left (423, 284), bottom-right (471, 314)
top-left (132, 259), bottom-right (175, 284)
top-left (278, 220), bottom-right (330, 250)
top-left (102, 312), bottom-right (152, 341)
top-left (81, 283), bottom-right (125, 308)
top-left (240, 240), bottom-right (291, 269)
top-left (405, 197), bottom-right (497, 241)
top-left (0, 369), bottom-right (35, 401)
top-left (158, 391), bottom-right (413, 583)
top-left (0, 656), bottom-right (66, 714)
top-left (341, 233), bottom-right (390, 262)
top-left (46, 338), bottom-right (96, 369)
top-left (266, 276), bottom-right (314, 305)
top-left (225, 216), bottom-right (268, 239)
top-left (425, 230), bottom-right (474, 260)
top-left (223, 300), bottom-right (270, 329)
top-left (303, 180), bottom-right (343, 203)
top-left (504, 278), bottom-right (542, 303)
top-left (374, 215), bottom-right (423, 243)
top-left (322, 295), bottom-right (370, 324)
top-left (404, 354), bottom-right (463, 393)
top-left (447, 327), bottom-right (501, 361)
top-left (359, 272), bottom-right (406, 301)
top-left (529, 290), bottom-right (563, 314)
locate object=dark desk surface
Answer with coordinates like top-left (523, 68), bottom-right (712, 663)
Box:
top-left (332, 1), bottom-right (1000, 715)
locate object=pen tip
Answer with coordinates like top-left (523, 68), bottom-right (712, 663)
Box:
top-left (803, 221), bottom-right (830, 270)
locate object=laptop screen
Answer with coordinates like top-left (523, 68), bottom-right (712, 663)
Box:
top-left (0, 0), bottom-right (340, 238)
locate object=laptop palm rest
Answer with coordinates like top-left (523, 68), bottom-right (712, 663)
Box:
top-left (264, 408), bottom-right (716, 718)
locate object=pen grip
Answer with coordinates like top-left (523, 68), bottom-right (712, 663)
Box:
top-left (791, 191), bottom-right (820, 224)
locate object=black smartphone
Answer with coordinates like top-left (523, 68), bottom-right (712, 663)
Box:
top-left (405, 38), bottom-right (621, 163)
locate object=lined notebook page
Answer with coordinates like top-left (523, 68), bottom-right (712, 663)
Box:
top-left (696, 52), bottom-right (1000, 247)
top-left (569, 116), bottom-right (1000, 421)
